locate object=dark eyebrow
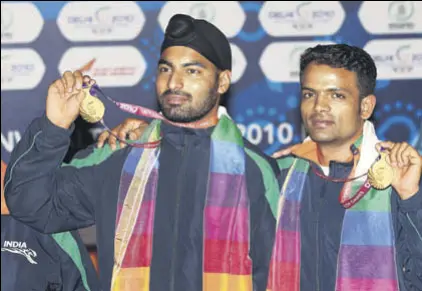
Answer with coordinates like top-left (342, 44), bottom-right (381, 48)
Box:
top-left (158, 59), bottom-right (172, 68)
top-left (325, 87), bottom-right (352, 94)
top-left (181, 61), bottom-right (207, 69)
top-left (301, 86), bottom-right (316, 92)
top-left (158, 59), bottom-right (207, 69)
top-left (301, 86), bottom-right (352, 94)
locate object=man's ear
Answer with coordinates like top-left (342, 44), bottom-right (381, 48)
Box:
top-left (217, 70), bottom-right (231, 95)
top-left (360, 94), bottom-right (376, 120)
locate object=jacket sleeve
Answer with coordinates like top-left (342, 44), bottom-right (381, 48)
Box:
top-left (393, 181), bottom-right (422, 291)
top-left (4, 115), bottom-right (111, 233)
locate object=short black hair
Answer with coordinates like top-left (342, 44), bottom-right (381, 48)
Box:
top-left (300, 44), bottom-right (377, 98)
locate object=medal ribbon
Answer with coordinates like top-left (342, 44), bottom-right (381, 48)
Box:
top-left (82, 84), bottom-right (215, 148)
top-left (310, 136), bottom-right (379, 208)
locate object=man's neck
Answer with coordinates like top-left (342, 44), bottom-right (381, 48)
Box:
top-left (181, 106), bottom-right (219, 129)
top-left (316, 130), bottom-right (363, 166)
top-left (197, 113), bottom-right (219, 128)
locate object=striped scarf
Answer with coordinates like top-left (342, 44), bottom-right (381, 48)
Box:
top-left (111, 116), bottom-right (253, 291)
top-left (267, 121), bottom-right (399, 291)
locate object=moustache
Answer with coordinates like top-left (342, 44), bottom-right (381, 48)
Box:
top-left (160, 89), bottom-right (192, 100)
top-left (309, 114), bottom-right (334, 121)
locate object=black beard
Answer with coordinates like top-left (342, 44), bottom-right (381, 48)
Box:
top-left (158, 85), bottom-right (219, 123)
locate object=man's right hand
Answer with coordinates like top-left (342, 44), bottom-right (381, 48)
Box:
top-left (97, 118), bottom-right (149, 150)
top-left (271, 145), bottom-right (296, 158)
top-left (46, 71), bottom-right (96, 129)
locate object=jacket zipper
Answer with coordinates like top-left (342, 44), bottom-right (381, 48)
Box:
top-left (169, 135), bottom-right (188, 291)
top-left (316, 179), bottom-right (327, 291)
top-left (316, 203), bottom-right (320, 291)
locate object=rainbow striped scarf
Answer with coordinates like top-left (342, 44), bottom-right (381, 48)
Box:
top-left (111, 116), bottom-right (253, 291)
top-left (267, 122), bottom-right (399, 291)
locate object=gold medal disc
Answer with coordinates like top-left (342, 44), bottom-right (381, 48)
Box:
top-left (79, 87), bottom-right (105, 123)
top-left (367, 152), bottom-right (394, 189)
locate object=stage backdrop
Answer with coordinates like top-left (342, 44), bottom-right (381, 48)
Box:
top-left (2, 1), bottom-right (422, 160)
top-left (1, 1), bottom-right (421, 245)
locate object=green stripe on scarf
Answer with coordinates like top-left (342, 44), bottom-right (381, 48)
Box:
top-left (52, 142), bottom-right (119, 291)
top-left (348, 183), bottom-right (391, 212)
top-left (276, 157), bottom-right (294, 171)
top-left (63, 146), bottom-right (115, 168)
top-left (245, 149), bottom-right (280, 218)
top-left (267, 156), bottom-right (398, 291)
top-left (111, 115), bottom-right (279, 291)
top-left (52, 233), bottom-right (91, 291)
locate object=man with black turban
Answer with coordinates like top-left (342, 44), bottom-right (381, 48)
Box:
top-left (4, 14), bottom-right (280, 291)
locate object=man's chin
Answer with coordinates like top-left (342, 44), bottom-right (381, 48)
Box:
top-left (162, 111), bottom-right (199, 123)
top-left (308, 132), bottom-right (335, 143)
top-left (161, 108), bottom-right (186, 121)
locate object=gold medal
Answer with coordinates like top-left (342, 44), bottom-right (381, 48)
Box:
top-left (79, 87), bottom-right (105, 123)
top-left (367, 152), bottom-right (394, 189)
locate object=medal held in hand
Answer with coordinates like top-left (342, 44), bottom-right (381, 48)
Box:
top-left (367, 151), bottom-right (394, 190)
top-left (78, 83), bottom-right (218, 148)
top-left (79, 86), bottom-right (105, 123)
